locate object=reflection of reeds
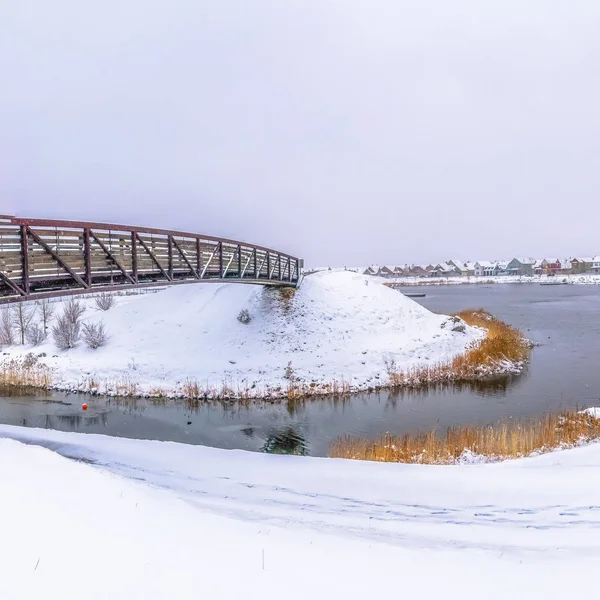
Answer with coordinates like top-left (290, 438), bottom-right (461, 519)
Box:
top-left (329, 409), bottom-right (600, 464)
top-left (385, 310), bottom-right (531, 388)
top-left (0, 357), bottom-right (52, 390)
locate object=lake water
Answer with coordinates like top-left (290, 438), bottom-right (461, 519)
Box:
top-left (2, 284), bottom-right (600, 456)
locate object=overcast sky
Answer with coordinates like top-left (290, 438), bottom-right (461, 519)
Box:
top-left (1, 1), bottom-right (599, 266)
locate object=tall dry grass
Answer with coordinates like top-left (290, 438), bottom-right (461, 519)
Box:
top-left (330, 409), bottom-right (600, 464)
top-left (386, 309), bottom-right (530, 388)
top-left (0, 356), bottom-right (52, 390)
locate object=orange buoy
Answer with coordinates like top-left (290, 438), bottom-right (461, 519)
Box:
top-left (82, 403), bottom-right (88, 411)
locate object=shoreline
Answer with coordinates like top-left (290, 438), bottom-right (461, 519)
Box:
top-left (382, 273), bottom-right (600, 286)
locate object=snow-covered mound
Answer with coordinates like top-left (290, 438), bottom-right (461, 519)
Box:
top-left (8, 271), bottom-right (483, 397)
top-left (2, 425), bottom-right (600, 600)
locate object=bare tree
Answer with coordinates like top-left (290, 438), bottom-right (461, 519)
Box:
top-left (36, 298), bottom-right (55, 333)
top-left (26, 323), bottom-right (46, 346)
top-left (63, 298), bottom-right (86, 324)
top-left (82, 321), bottom-right (110, 349)
top-left (52, 299), bottom-right (85, 351)
top-left (12, 303), bottom-right (35, 345)
top-left (95, 292), bottom-right (115, 311)
top-left (0, 307), bottom-right (14, 346)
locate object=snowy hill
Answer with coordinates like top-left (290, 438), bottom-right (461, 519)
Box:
top-left (8, 271), bottom-right (483, 398)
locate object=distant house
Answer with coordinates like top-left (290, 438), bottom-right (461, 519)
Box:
top-left (506, 258), bottom-right (537, 277)
top-left (464, 262), bottom-right (476, 277)
top-left (474, 261), bottom-right (495, 277)
top-left (447, 260), bottom-right (469, 276)
top-left (378, 265), bottom-right (396, 278)
top-left (363, 266), bottom-right (379, 276)
top-left (430, 262), bottom-right (459, 278)
top-left (535, 258), bottom-right (561, 275)
top-left (559, 259), bottom-right (572, 274)
top-left (593, 257), bottom-right (600, 273)
top-left (408, 265), bottom-right (429, 277)
top-left (570, 258), bottom-right (594, 274)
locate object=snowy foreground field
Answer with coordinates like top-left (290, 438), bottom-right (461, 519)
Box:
top-left (7, 272), bottom-right (484, 398)
top-left (2, 425), bottom-right (600, 599)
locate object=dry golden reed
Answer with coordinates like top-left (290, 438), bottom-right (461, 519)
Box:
top-left (386, 309), bottom-right (530, 388)
top-left (330, 409), bottom-right (600, 464)
top-left (0, 356), bottom-right (52, 390)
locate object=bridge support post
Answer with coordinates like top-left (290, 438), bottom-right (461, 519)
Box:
top-left (20, 225), bottom-right (29, 295)
top-left (131, 231), bottom-right (138, 283)
top-left (83, 228), bottom-right (92, 287)
top-left (167, 235), bottom-right (173, 280)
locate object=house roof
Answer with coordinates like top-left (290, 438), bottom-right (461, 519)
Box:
top-left (475, 261), bottom-right (494, 268)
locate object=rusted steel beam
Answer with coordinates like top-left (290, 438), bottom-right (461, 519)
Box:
top-left (253, 249), bottom-right (258, 279)
top-left (83, 228), bottom-right (92, 286)
top-left (218, 242), bottom-right (224, 278)
top-left (237, 245), bottom-right (242, 277)
top-left (9, 216), bottom-right (299, 261)
top-left (134, 232), bottom-right (172, 281)
top-left (266, 252), bottom-right (271, 280)
top-left (171, 236), bottom-right (199, 278)
top-left (20, 224), bottom-right (30, 294)
top-left (27, 227), bottom-right (89, 289)
top-left (196, 238), bottom-right (201, 275)
top-left (0, 277), bottom-right (291, 305)
top-left (167, 235), bottom-right (174, 280)
top-left (89, 230), bottom-right (135, 285)
top-left (0, 272), bottom-right (26, 296)
top-left (131, 231), bottom-right (138, 283)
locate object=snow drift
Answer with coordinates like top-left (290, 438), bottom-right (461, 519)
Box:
top-left (6, 271), bottom-right (484, 398)
top-left (2, 425), bottom-right (600, 600)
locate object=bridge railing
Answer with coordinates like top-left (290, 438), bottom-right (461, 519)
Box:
top-left (0, 216), bottom-right (302, 303)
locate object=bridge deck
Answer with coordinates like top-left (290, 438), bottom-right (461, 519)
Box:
top-left (0, 216), bottom-right (301, 304)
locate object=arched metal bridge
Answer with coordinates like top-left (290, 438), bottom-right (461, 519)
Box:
top-left (0, 215), bottom-right (302, 304)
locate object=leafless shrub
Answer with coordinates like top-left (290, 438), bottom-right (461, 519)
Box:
top-left (12, 303), bottom-right (35, 345)
top-left (36, 299), bottom-right (55, 333)
top-left (82, 321), bottom-right (110, 349)
top-left (25, 323), bottom-right (46, 346)
top-left (0, 307), bottom-right (14, 346)
top-left (52, 315), bottom-right (81, 350)
top-left (63, 298), bottom-right (86, 324)
top-left (95, 292), bottom-right (115, 311)
top-left (237, 309), bottom-right (252, 324)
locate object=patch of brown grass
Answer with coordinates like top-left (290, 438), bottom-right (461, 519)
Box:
top-left (329, 409), bottom-right (600, 464)
top-left (386, 309), bottom-right (530, 388)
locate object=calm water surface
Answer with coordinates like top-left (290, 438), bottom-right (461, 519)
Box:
top-left (1, 284), bottom-right (599, 456)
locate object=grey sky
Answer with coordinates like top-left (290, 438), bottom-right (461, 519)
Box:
top-left (1, 1), bottom-right (599, 266)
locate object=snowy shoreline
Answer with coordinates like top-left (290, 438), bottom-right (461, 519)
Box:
top-left (3, 272), bottom-right (529, 400)
top-left (381, 273), bottom-right (600, 286)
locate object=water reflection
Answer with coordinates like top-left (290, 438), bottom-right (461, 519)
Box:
top-left (260, 426), bottom-right (308, 455)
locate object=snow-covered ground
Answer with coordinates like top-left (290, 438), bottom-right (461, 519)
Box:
top-left (2, 424), bottom-right (600, 599)
top-left (5, 272), bottom-right (485, 398)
